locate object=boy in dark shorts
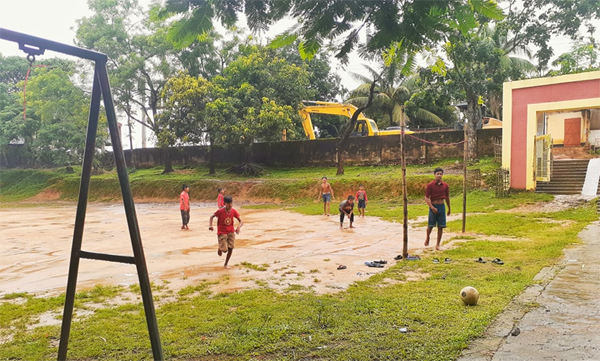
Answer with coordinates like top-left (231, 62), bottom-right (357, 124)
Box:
top-left (356, 184), bottom-right (368, 217)
top-left (209, 196), bottom-right (243, 269)
top-left (180, 184), bottom-right (190, 230)
top-left (425, 167), bottom-right (451, 250)
top-left (339, 195), bottom-right (355, 229)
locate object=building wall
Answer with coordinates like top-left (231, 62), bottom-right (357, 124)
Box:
top-left (503, 71), bottom-right (600, 189)
top-left (546, 111), bottom-right (584, 145)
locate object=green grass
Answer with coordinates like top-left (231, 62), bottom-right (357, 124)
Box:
top-left (0, 197), bottom-right (597, 360)
top-left (0, 169), bottom-right (61, 202)
top-left (1, 160), bottom-right (597, 360)
top-left (0, 157), bottom-right (500, 203)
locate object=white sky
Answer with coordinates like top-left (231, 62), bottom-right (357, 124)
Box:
top-left (0, 0), bottom-right (596, 148)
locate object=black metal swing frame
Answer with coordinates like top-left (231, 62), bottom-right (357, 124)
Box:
top-left (0, 28), bottom-right (163, 361)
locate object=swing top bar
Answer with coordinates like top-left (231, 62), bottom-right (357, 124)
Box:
top-left (0, 27), bottom-right (107, 63)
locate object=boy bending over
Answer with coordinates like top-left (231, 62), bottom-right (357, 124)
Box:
top-left (339, 195), bottom-right (355, 229)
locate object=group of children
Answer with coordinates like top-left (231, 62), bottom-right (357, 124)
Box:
top-left (317, 168), bottom-right (450, 249)
top-left (179, 167), bottom-right (450, 268)
top-left (317, 176), bottom-right (368, 229)
top-left (179, 186), bottom-right (243, 269)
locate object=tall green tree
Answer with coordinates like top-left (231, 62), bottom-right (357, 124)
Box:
top-left (76, 0), bottom-right (183, 172)
top-left (549, 40), bottom-right (600, 76)
top-left (0, 55), bottom-right (30, 93)
top-left (158, 72), bottom-right (221, 172)
top-left (214, 46), bottom-right (315, 141)
top-left (499, 0), bottom-right (600, 69)
top-left (437, 0), bottom-right (600, 160)
top-left (348, 62), bottom-right (446, 130)
top-left (159, 0), bottom-right (503, 62)
top-left (0, 83), bottom-right (24, 166)
top-left (22, 66), bottom-right (108, 166)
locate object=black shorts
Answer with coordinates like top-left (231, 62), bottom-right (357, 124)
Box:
top-left (181, 210), bottom-right (190, 225)
top-left (340, 212), bottom-right (354, 223)
top-left (358, 200), bottom-right (366, 209)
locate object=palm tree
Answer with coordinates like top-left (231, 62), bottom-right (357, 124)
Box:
top-left (479, 24), bottom-right (537, 119)
top-left (347, 62), bottom-right (446, 130)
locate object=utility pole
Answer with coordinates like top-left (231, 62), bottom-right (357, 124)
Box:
top-left (401, 106), bottom-right (409, 258)
top-left (462, 119), bottom-right (468, 233)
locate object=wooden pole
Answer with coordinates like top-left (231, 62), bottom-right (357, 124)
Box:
top-left (401, 107), bottom-right (409, 258)
top-left (462, 119), bottom-right (467, 233)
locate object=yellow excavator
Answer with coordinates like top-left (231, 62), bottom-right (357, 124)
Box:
top-left (298, 101), bottom-right (412, 139)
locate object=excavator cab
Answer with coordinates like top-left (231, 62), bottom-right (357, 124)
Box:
top-left (352, 120), bottom-right (379, 137)
top-left (353, 120), bottom-right (369, 137)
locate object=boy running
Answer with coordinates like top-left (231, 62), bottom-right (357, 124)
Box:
top-left (356, 185), bottom-right (368, 217)
top-left (180, 185), bottom-right (190, 230)
top-left (425, 167), bottom-right (451, 250)
top-left (317, 177), bottom-right (335, 216)
top-left (209, 196), bottom-right (243, 269)
top-left (217, 188), bottom-right (225, 208)
top-left (339, 195), bottom-right (355, 229)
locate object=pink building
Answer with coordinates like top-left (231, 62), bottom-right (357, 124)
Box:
top-left (502, 71), bottom-right (600, 190)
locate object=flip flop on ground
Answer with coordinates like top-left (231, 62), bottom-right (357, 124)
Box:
top-left (394, 255), bottom-right (403, 260)
top-left (405, 255), bottom-right (421, 261)
top-left (432, 258), bottom-right (440, 264)
top-left (365, 261), bottom-right (384, 268)
top-left (373, 260), bottom-right (387, 264)
top-left (492, 258), bottom-right (504, 265)
top-left (444, 258), bottom-right (452, 264)
top-left (337, 265), bottom-right (347, 270)
top-left (475, 257), bottom-right (486, 263)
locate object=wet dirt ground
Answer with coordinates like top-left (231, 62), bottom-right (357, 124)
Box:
top-left (0, 202), bottom-right (456, 297)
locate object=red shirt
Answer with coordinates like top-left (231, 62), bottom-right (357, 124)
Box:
top-left (213, 207), bottom-right (240, 235)
top-left (425, 181), bottom-right (449, 202)
top-left (356, 190), bottom-right (368, 202)
top-left (180, 191), bottom-right (189, 210)
top-left (217, 193), bottom-right (224, 208)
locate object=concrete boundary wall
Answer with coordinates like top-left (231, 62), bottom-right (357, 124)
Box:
top-left (120, 129), bottom-right (501, 168)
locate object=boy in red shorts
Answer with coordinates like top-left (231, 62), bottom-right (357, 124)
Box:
top-left (208, 196), bottom-right (243, 269)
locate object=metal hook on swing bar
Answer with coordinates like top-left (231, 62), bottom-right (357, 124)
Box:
top-left (18, 42), bottom-right (46, 57)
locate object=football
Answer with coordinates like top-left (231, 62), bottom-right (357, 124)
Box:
top-left (460, 286), bottom-right (479, 306)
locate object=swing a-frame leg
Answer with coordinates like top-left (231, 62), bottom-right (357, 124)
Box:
top-left (0, 28), bottom-right (163, 361)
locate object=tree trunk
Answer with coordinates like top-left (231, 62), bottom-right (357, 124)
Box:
top-left (336, 78), bottom-right (379, 175)
top-left (162, 147), bottom-right (173, 174)
top-left (336, 151), bottom-right (345, 175)
top-left (465, 99), bottom-right (480, 161)
top-left (208, 138), bottom-right (215, 175)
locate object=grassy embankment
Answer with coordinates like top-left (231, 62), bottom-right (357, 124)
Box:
top-left (1, 159), bottom-right (598, 360)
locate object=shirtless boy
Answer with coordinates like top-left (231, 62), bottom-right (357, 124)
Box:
top-left (317, 177), bottom-right (335, 216)
top-left (209, 196), bottom-right (243, 269)
top-left (425, 167), bottom-right (451, 250)
top-left (356, 184), bottom-right (368, 217)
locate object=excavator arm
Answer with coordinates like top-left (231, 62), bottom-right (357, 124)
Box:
top-left (298, 101), bottom-right (376, 139)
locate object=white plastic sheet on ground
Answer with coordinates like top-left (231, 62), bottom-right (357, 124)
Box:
top-left (582, 158), bottom-right (600, 196)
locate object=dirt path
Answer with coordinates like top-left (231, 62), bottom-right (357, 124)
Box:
top-left (0, 202), bottom-right (463, 297)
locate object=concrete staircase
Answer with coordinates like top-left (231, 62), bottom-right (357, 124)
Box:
top-left (535, 159), bottom-right (594, 195)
